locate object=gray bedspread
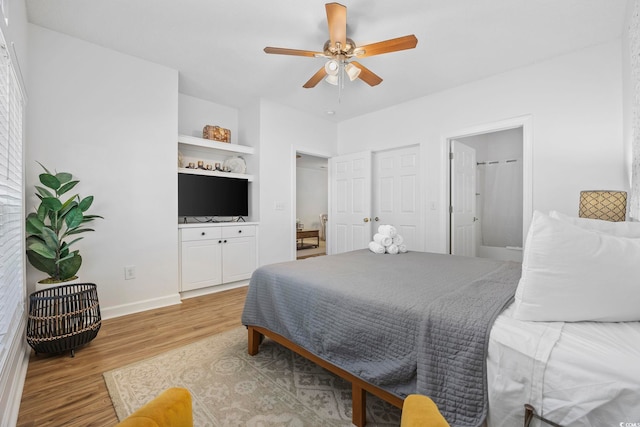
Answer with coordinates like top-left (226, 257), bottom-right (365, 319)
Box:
top-left (241, 250), bottom-right (520, 426)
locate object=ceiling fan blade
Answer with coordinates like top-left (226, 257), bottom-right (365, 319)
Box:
top-left (350, 61), bottom-right (383, 86)
top-left (303, 67), bottom-right (328, 88)
top-left (354, 34), bottom-right (418, 58)
top-left (264, 47), bottom-right (323, 57)
top-left (326, 2), bottom-right (347, 51)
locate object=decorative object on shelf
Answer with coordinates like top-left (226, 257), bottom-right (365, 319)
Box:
top-left (203, 125), bottom-right (231, 143)
top-left (187, 162), bottom-right (195, 169)
top-left (26, 162), bottom-right (103, 285)
top-left (578, 190), bottom-right (627, 222)
top-left (215, 162), bottom-right (221, 171)
top-left (26, 283), bottom-right (101, 357)
top-left (178, 151), bottom-right (184, 168)
top-left (223, 156), bottom-right (247, 174)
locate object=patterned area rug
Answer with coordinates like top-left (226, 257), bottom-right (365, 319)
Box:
top-left (103, 327), bottom-right (401, 426)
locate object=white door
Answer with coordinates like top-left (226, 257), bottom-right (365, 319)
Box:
top-left (372, 146), bottom-right (422, 251)
top-left (329, 151), bottom-right (372, 254)
top-left (450, 140), bottom-right (477, 256)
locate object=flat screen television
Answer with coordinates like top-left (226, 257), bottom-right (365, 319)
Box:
top-left (178, 173), bottom-right (248, 218)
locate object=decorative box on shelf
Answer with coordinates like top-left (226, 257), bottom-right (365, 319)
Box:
top-left (203, 125), bottom-right (231, 143)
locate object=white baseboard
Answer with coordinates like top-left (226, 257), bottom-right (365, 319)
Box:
top-left (100, 293), bottom-right (182, 320)
top-left (180, 281), bottom-right (249, 300)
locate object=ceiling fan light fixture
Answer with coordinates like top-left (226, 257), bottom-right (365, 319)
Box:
top-left (345, 63), bottom-right (361, 81)
top-left (325, 74), bottom-right (339, 85)
top-left (325, 59), bottom-right (340, 76)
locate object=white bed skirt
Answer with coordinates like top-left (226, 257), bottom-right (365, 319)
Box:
top-left (487, 304), bottom-right (640, 426)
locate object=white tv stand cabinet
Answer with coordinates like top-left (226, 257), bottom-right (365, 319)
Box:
top-left (178, 222), bottom-right (258, 295)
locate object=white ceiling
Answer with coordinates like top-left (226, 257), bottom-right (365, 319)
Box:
top-left (25, 0), bottom-right (629, 122)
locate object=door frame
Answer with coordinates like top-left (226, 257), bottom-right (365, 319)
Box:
top-left (443, 115), bottom-right (533, 255)
top-left (291, 145), bottom-right (332, 261)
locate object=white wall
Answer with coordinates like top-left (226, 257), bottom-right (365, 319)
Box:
top-left (179, 93), bottom-right (239, 144)
top-left (338, 41), bottom-right (626, 252)
top-left (296, 166), bottom-right (328, 231)
top-left (26, 25), bottom-right (180, 318)
top-left (257, 99), bottom-right (336, 265)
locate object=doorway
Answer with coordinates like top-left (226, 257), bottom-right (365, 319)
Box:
top-left (295, 152), bottom-right (328, 259)
top-left (447, 116), bottom-right (532, 262)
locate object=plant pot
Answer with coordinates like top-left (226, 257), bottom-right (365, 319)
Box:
top-left (35, 276), bottom-right (81, 293)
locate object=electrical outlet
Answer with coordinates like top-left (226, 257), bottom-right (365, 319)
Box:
top-left (124, 265), bottom-right (136, 280)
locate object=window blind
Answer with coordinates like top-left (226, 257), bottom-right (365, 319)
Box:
top-left (0, 31), bottom-right (25, 374)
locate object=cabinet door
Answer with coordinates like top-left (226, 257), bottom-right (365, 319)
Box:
top-left (222, 236), bottom-right (256, 283)
top-left (180, 239), bottom-right (222, 291)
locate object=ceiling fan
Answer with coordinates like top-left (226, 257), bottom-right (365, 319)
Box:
top-left (264, 2), bottom-right (418, 89)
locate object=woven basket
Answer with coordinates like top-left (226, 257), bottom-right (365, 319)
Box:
top-left (26, 283), bottom-right (101, 357)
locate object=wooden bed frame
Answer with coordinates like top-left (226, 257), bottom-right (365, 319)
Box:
top-left (247, 325), bottom-right (404, 427)
top-left (248, 325), bottom-right (551, 427)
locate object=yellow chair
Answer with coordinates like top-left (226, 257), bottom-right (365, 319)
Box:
top-left (115, 387), bottom-right (193, 427)
top-left (401, 394), bottom-right (450, 427)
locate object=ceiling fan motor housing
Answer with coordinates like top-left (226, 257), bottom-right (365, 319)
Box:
top-left (323, 38), bottom-right (356, 57)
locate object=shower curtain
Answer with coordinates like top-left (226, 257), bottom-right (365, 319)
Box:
top-left (480, 160), bottom-right (523, 247)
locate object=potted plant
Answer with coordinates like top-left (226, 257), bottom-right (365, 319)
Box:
top-left (25, 162), bottom-right (102, 284)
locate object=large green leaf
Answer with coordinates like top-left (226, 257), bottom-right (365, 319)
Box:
top-left (65, 207), bottom-right (84, 229)
top-left (58, 180), bottom-right (79, 196)
top-left (79, 196), bottom-right (94, 212)
top-left (25, 214), bottom-right (44, 235)
top-left (39, 173), bottom-right (60, 191)
top-left (41, 197), bottom-right (62, 212)
top-left (40, 227), bottom-right (59, 250)
top-left (60, 196), bottom-right (79, 217)
top-left (27, 240), bottom-right (56, 259)
top-left (58, 253), bottom-right (82, 280)
top-left (81, 215), bottom-right (103, 223)
top-left (56, 172), bottom-right (73, 185)
top-left (65, 227), bottom-right (94, 236)
top-left (62, 236), bottom-right (84, 249)
top-left (26, 250), bottom-right (57, 277)
top-left (34, 185), bottom-right (54, 199)
top-left (36, 203), bottom-right (49, 223)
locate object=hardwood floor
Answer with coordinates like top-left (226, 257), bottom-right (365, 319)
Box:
top-left (17, 286), bottom-right (248, 427)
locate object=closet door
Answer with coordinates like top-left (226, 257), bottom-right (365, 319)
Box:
top-left (372, 145), bottom-right (422, 251)
top-left (328, 151), bottom-right (372, 254)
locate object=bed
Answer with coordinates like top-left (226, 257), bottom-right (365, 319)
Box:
top-left (241, 211), bottom-right (640, 427)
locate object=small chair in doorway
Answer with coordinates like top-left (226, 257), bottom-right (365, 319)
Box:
top-left (319, 213), bottom-right (328, 241)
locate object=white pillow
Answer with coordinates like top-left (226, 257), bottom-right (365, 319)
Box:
top-left (513, 211), bottom-right (640, 322)
top-left (549, 210), bottom-right (640, 238)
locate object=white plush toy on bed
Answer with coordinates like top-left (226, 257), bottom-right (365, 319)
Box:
top-left (369, 224), bottom-right (408, 254)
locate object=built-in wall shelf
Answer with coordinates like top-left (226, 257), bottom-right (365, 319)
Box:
top-left (178, 167), bottom-right (254, 181)
top-left (178, 134), bottom-right (254, 156)
top-left (178, 134), bottom-right (254, 181)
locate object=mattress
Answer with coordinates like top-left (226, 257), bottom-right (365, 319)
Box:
top-left (487, 304), bottom-right (640, 426)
